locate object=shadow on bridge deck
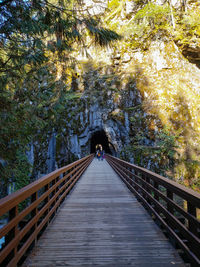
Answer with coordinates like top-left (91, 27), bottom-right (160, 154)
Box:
top-left (23, 159), bottom-right (185, 267)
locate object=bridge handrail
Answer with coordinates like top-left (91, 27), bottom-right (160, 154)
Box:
top-left (106, 155), bottom-right (200, 266)
top-left (0, 154), bottom-right (94, 267)
top-left (107, 156), bottom-right (200, 206)
top-left (0, 156), bottom-right (90, 216)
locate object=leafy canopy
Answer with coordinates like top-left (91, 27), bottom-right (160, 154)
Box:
top-left (0, 0), bottom-right (121, 195)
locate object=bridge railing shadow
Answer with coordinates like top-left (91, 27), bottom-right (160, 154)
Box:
top-left (0, 154), bottom-right (94, 267)
top-left (106, 155), bottom-right (200, 267)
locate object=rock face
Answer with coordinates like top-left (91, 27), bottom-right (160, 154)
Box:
top-left (33, 87), bottom-right (136, 178)
top-left (82, 0), bottom-right (108, 15)
top-left (30, 0), bottom-right (200, 191)
top-left (31, 37), bottom-right (200, 193)
top-left (31, 61), bottom-right (145, 178)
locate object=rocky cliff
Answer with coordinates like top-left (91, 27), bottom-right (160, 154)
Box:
top-left (29, 0), bottom-right (200, 191)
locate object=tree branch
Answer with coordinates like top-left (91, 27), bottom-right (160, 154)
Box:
top-left (0, 0), bottom-right (14, 7)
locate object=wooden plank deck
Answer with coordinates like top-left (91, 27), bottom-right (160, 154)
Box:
top-left (23, 159), bottom-right (185, 267)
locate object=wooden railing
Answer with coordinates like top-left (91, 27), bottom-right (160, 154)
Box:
top-left (0, 154), bottom-right (94, 267)
top-left (106, 155), bottom-right (200, 267)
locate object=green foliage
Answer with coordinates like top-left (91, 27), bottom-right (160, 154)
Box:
top-left (14, 150), bottom-right (31, 192)
top-left (174, 8), bottom-right (200, 47)
top-left (106, 0), bottom-right (124, 22)
top-left (127, 3), bottom-right (172, 49)
top-left (1, 0), bottom-right (199, 196)
top-left (108, 0), bottom-right (121, 9)
top-left (154, 129), bottom-right (178, 159)
top-left (134, 3), bottom-right (170, 22)
top-left (175, 158), bottom-right (200, 192)
top-left (102, 0), bottom-right (200, 189)
top-left (122, 127), bottom-right (178, 175)
top-left (0, 149), bottom-right (31, 210)
top-left (0, 0), bottom-right (121, 196)
top-left (87, 24), bottom-right (121, 46)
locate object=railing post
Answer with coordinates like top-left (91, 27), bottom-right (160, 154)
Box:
top-left (187, 202), bottom-right (197, 236)
top-left (55, 177), bottom-right (59, 212)
top-left (125, 164), bottom-right (129, 182)
top-left (153, 181), bottom-right (159, 213)
top-left (31, 192), bottom-right (38, 245)
top-left (51, 178), bottom-right (56, 213)
top-left (44, 183), bottom-right (50, 225)
top-left (134, 170), bottom-right (139, 191)
top-left (167, 189), bottom-right (173, 214)
top-left (130, 167), bottom-right (133, 186)
top-left (145, 175), bottom-right (151, 203)
top-left (165, 189), bottom-right (174, 228)
top-left (141, 173), bottom-right (147, 199)
top-left (5, 206), bottom-right (18, 260)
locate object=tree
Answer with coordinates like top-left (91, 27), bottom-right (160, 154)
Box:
top-left (0, 0), bottom-right (121, 196)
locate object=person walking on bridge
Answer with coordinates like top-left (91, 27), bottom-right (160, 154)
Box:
top-left (101, 150), bottom-right (105, 160)
top-left (97, 150), bottom-right (101, 161)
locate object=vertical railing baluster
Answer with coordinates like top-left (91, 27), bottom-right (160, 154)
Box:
top-left (52, 179), bottom-right (56, 211)
top-left (44, 183), bottom-right (50, 225)
top-left (55, 177), bottom-right (59, 211)
top-left (153, 181), bottom-right (159, 213)
top-left (5, 206), bottom-right (18, 261)
top-left (31, 192), bottom-right (38, 245)
top-left (145, 175), bottom-right (151, 203)
top-left (153, 181), bottom-right (159, 201)
top-left (130, 167), bottom-right (133, 186)
top-left (187, 202), bottom-right (197, 235)
top-left (125, 164), bottom-right (128, 182)
top-left (134, 170), bottom-right (139, 193)
top-left (165, 189), bottom-right (173, 227)
top-left (167, 189), bottom-right (173, 214)
top-left (141, 173), bottom-right (146, 199)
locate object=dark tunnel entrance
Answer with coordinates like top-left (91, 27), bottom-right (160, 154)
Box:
top-left (90, 130), bottom-right (114, 155)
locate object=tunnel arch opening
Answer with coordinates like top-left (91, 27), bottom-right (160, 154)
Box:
top-left (90, 130), bottom-right (114, 155)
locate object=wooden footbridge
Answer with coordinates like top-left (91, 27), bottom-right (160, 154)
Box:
top-left (0, 155), bottom-right (200, 266)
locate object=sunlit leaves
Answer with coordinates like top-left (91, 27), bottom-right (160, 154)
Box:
top-left (174, 7), bottom-right (200, 48)
top-left (87, 26), bottom-right (121, 46)
top-left (134, 3), bottom-right (170, 22)
top-left (127, 3), bottom-right (172, 49)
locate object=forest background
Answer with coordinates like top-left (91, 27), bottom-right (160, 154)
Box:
top-left (0, 0), bottom-right (200, 197)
